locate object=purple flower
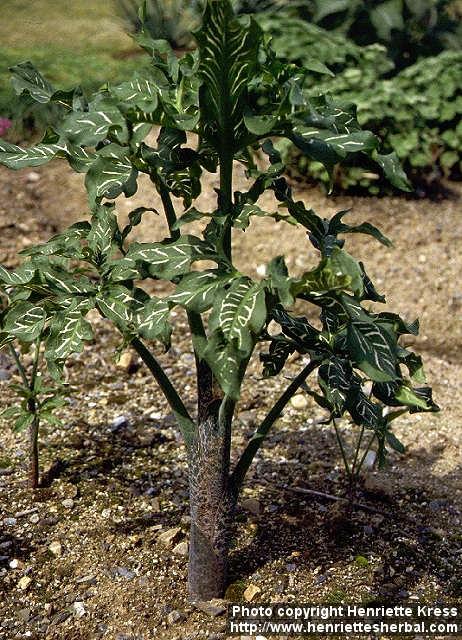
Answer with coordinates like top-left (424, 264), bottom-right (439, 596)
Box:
top-left (0, 118), bottom-right (12, 137)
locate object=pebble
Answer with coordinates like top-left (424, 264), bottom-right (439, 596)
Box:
top-left (9, 559), bottom-right (19, 569)
top-left (73, 601), bottom-right (86, 618)
top-left (26, 171), bottom-right (41, 183)
top-left (193, 599), bottom-right (227, 617)
top-left (17, 608), bottom-right (30, 622)
top-left (29, 514), bottom-right (40, 524)
top-left (243, 584), bottom-right (261, 602)
top-left (241, 498), bottom-right (261, 516)
top-left (61, 498), bottom-right (74, 509)
top-left (172, 541), bottom-right (189, 557)
top-left (116, 351), bottom-right (136, 373)
top-left (158, 527), bottom-right (182, 547)
top-left (167, 610), bottom-right (184, 625)
top-left (4, 518), bottom-right (17, 526)
top-left (18, 576), bottom-right (32, 591)
top-left (116, 567), bottom-right (135, 579)
top-left (110, 415), bottom-right (129, 431)
top-left (290, 394), bottom-right (308, 410)
top-left (48, 541), bottom-right (62, 557)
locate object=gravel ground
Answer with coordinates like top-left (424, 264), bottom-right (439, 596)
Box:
top-left (0, 160), bottom-right (461, 640)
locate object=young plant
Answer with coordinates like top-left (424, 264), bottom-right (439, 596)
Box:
top-left (0, 0), bottom-right (437, 600)
top-left (0, 335), bottom-right (66, 489)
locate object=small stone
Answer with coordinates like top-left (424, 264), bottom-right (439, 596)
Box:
top-left (18, 576), bottom-right (32, 591)
top-left (167, 610), bottom-right (184, 625)
top-left (243, 584), bottom-right (261, 602)
top-left (101, 508), bottom-right (111, 519)
top-left (172, 541), bottom-right (189, 557)
top-left (241, 498), bottom-right (261, 516)
top-left (256, 264), bottom-right (266, 277)
top-left (158, 527), bottom-right (182, 547)
top-left (17, 608), bottom-right (30, 622)
top-left (26, 171), bottom-right (41, 183)
top-left (116, 566), bottom-right (135, 579)
top-left (4, 518), bottom-right (17, 526)
top-left (9, 559), bottom-right (19, 569)
top-left (29, 514), bottom-right (40, 524)
top-left (61, 498), bottom-right (74, 509)
top-left (117, 351), bottom-right (138, 373)
top-left (73, 601), bottom-right (86, 618)
top-left (193, 599), bottom-right (227, 617)
top-left (48, 541), bottom-right (62, 557)
top-left (110, 415), bottom-right (129, 431)
top-left (290, 394), bottom-right (308, 410)
top-left (363, 450), bottom-right (376, 470)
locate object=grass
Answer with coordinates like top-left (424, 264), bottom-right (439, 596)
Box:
top-left (0, 0), bottom-right (151, 119)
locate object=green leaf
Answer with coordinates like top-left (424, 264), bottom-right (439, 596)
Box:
top-left (110, 77), bottom-right (159, 112)
top-left (374, 151), bottom-right (411, 191)
top-left (394, 384), bottom-right (432, 410)
top-left (209, 277), bottom-right (267, 357)
top-left (195, 1), bottom-right (260, 151)
top-left (134, 297), bottom-right (172, 344)
top-left (59, 109), bottom-right (127, 147)
top-left (3, 302), bottom-right (46, 342)
top-left (45, 310), bottom-right (93, 361)
top-left (85, 145), bottom-right (138, 206)
top-left (266, 256), bottom-right (295, 307)
top-left (13, 412), bottom-right (35, 433)
top-left (202, 330), bottom-right (243, 400)
top-left (328, 247), bottom-right (364, 297)
top-left (87, 204), bottom-right (119, 261)
top-left (127, 235), bottom-right (217, 280)
top-left (260, 336), bottom-right (296, 378)
top-left (10, 61), bottom-right (54, 103)
top-left (385, 430), bottom-right (406, 454)
top-left (0, 262), bottom-right (36, 285)
top-left (169, 270), bottom-right (235, 313)
top-left (96, 285), bottom-right (139, 331)
top-left (0, 140), bottom-right (69, 170)
top-left (347, 319), bottom-right (398, 382)
top-left (0, 406), bottom-right (22, 419)
top-left (318, 357), bottom-right (354, 415)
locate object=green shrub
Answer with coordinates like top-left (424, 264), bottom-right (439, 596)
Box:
top-left (304, 0), bottom-right (462, 70)
top-left (293, 51), bottom-right (462, 193)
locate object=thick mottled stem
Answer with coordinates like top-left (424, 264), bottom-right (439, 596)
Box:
top-left (187, 407), bottom-right (234, 600)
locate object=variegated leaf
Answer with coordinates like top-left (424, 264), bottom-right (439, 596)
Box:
top-left (59, 109), bottom-right (127, 146)
top-left (3, 302), bottom-right (46, 342)
top-left (87, 205), bottom-right (118, 261)
top-left (347, 319), bottom-right (398, 382)
top-left (0, 140), bottom-right (68, 170)
top-left (318, 357), bottom-right (355, 415)
top-left (10, 62), bottom-right (54, 103)
top-left (111, 78), bottom-right (159, 112)
top-left (0, 262), bottom-right (36, 285)
top-left (209, 277), bottom-right (266, 356)
top-left (195, 0), bottom-right (260, 151)
top-left (202, 330), bottom-right (242, 400)
top-left (169, 270), bottom-right (235, 313)
top-left (127, 235), bottom-right (216, 280)
top-left (134, 297), bottom-right (171, 344)
top-left (45, 310), bottom-right (93, 361)
top-left (85, 146), bottom-right (138, 205)
top-left (96, 285), bottom-right (140, 331)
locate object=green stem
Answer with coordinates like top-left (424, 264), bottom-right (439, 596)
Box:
top-left (9, 344), bottom-right (29, 388)
top-left (159, 182), bottom-right (180, 241)
top-left (230, 359), bottom-right (319, 494)
top-left (354, 433), bottom-right (377, 481)
top-left (333, 417), bottom-right (351, 478)
top-left (219, 148), bottom-right (234, 262)
top-left (131, 337), bottom-right (195, 446)
top-left (350, 424), bottom-right (365, 479)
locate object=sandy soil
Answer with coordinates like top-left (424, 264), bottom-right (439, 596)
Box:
top-left (0, 159), bottom-right (461, 640)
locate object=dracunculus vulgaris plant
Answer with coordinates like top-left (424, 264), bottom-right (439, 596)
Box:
top-left (0, 0), bottom-right (438, 600)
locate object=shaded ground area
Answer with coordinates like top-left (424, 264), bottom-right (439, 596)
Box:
top-left (0, 161), bottom-right (461, 640)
